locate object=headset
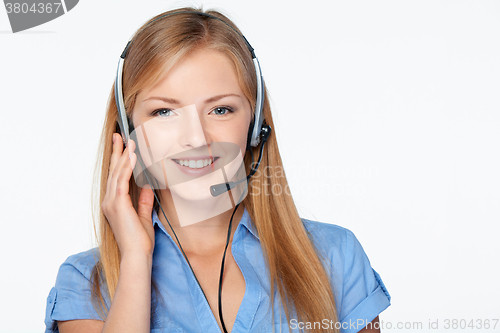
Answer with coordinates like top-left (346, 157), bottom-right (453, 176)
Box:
top-left (113, 11), bottom-right (271, 333)
top-left (115, 11), bottom-right (267, 150)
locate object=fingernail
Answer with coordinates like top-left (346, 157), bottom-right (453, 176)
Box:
top-left (112, 134), bottom-right (116, 144)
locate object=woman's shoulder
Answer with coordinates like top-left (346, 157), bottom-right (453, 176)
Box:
top-left (299, 218), bottom-right (375, 284)
top-left (301, 218), bottom-right (353, 257)
top-left (45, 248), bottom-right (104, 331)
top-left (301, 217), bottom-right (392, 324)
top-left (57, 247), bottom-right (100, 281)
top-left (300, 217), bottom-right (379, 274)
top-left (301, 218), bottom-right (350, 238)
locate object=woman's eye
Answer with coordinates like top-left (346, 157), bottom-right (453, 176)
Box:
top-left (211, 106), bottom-right (234, 116)
top-left (151, 108), bottom-right (173, 117)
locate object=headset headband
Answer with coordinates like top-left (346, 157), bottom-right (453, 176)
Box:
top-left (114, 11), bottom-right (265, 148)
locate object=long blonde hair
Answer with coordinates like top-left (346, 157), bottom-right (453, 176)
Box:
top-left (91, 7), bottom-right (339, 332)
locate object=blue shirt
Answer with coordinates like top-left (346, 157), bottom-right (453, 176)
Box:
top-left (45, 208), bottom-right (391, 333)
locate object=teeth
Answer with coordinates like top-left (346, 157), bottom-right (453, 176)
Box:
top-left (177, 158), bottom-right (214, 169)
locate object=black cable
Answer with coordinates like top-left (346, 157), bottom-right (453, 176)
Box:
top-left (217, 125), bottom-right (270, 332)
top-left (218, 201), bottom-right (242, 333)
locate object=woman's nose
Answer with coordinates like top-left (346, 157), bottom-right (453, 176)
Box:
top-left (179, 104), bottom-right (209, 148)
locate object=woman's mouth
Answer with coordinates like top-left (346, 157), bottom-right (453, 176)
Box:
top-left (172, 157), bottom-right (220, 169)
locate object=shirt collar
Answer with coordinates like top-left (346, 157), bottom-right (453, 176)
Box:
top-left (152, 206), bottom-right (259, 240)
top-left (238, 207), bottom-right (259, 240)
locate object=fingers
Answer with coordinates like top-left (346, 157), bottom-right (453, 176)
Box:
top-left (111, 139), bottom-right (136, 197)
top-left (106, 133), bottom-right (123, 195)
top-left (109, 133), bottom-right (123, 176)
top-left (101, 135), bottom-right (155, 256)
top-left (137, 185), bottom-right (155, 223)
top-left (107, 136), bottom-right (137, 199)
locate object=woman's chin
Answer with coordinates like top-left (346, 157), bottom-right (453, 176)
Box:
top-left (170, 184), bottom-right (213, 202)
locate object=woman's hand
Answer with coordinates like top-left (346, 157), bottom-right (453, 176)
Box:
top-left (101, 133), bottom-right (156, 258)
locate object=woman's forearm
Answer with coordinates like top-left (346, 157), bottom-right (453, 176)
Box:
top-left (101, 252), bottom-right (153, 333)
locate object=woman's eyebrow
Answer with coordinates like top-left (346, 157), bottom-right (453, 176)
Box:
top-left (204, 93), bottom-right (242, 104)
top-left (142, 93), bottom-right (242, 104)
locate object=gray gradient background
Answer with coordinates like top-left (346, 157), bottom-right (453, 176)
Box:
top-left (0, 0), bottom-right (499, 332)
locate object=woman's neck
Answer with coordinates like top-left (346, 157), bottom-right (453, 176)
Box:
top-left (156, 189), bottom-right (245, 256)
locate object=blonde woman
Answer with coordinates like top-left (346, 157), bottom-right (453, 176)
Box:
top-left (44, 7), bottom-right (391, 333)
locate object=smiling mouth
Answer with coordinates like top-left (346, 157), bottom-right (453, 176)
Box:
top-left (172, 157), bottom-right (220, 169)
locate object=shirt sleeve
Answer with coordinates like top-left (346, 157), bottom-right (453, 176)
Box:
top-left (339, 229), bottom-right (391, 333)
top-left (44, 249), bottom-right (106, 333)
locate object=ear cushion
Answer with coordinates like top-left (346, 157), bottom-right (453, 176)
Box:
top-left (245, 120), bottom-right (255, 151)
top-left (115, 117), bottom-right (134, 140)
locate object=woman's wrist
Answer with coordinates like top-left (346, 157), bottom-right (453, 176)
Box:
top-left (120, 251), bottom-right (153, 269)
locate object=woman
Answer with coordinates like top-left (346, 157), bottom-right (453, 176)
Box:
top-left (44, 7), bottom-right (390, 333)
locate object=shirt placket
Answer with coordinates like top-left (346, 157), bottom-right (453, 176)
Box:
top-left (153, 209), bottom-right (260, 333)
top-left (229, 223), bottom-right (262, 332)
top-left (157, 223), bottom-right (222, 333)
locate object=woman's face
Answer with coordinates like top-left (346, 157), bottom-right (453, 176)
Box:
top-left (130, 47), bottom-right (252, 203)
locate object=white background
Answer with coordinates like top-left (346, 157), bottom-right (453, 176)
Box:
top-left (1, 0), bottom-right (499, 332)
